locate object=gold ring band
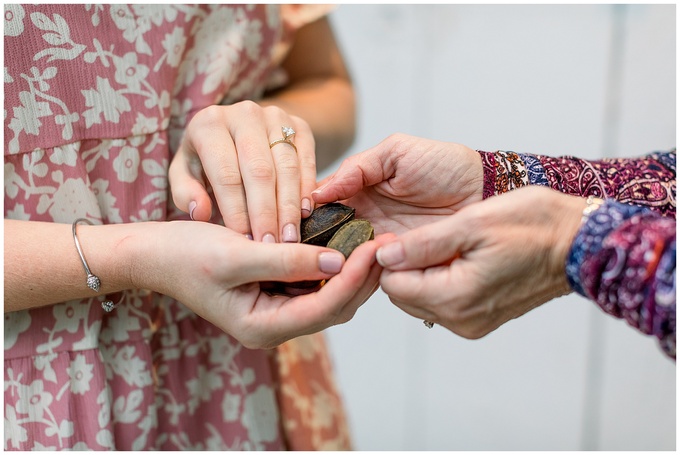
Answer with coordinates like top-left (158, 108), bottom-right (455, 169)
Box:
top-left (269, 126), bottom-right (297, 152)
top-left (268, 138), bottom-right (297, 153)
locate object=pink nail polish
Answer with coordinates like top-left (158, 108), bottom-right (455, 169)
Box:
top-left (301, 198), bottom-right (312, 217)
top-left (283, 224), bottom-right (298, 243)
top-left (263, 233), bottom-right (276, 243)
top-left (189, 201), bottom-right (197, 220)
top-left (319, 252), bottom-right (344, 274)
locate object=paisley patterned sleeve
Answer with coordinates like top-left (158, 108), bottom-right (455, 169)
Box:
top-left (479, 149), bottom-right (676, 217)
top-left (478, 149), bottom-right (677, 358)
top-left (566, 200), bottom-right (676, 359)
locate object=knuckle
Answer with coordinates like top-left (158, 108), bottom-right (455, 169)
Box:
top-left (385, 132), bottom-right (409, 148)
top-left (299, 153), bottom-right (317, 171)
top-left (458, 325), bottom-right (486, 340)
top-left (283, 248), bottom-right (310, 275)
top-left (223, 209), bottom-right (250, 233)
top-left (247, 158), bottom-right (275, 182)
top-left (275, 154), bottom-right (300, 176)
top-left (334, 312), bottom-right (354, 326)
top-left (263, 104), bottom-right (285, 117)
top-left (240, 335), bottom-right (265, 350)
top-left (457, 204), bottom-right (486, 233)
top-left (253, 205), bottom-right (277, 224)
top-left (214, 166), bottom-right (243, 189)
top-left (278, 201), bottom-right (301, 222)
top-left (235, 100), bottom-right (261, 117)
top-left (193, 104), bottom-right (223, 125)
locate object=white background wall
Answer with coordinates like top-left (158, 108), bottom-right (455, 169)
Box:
top-left (322, 4), bottom-right (676, 451)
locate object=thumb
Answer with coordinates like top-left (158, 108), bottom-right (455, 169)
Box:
top-left (376, 216), bottom-right (464, 270)
top-left (241, 242), bottom-right (347, 284)
top-left (168, 152), bottom-right (213, 221)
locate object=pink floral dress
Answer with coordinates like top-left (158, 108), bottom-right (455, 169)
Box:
top-left (4, 4), bottom-right (350, 450)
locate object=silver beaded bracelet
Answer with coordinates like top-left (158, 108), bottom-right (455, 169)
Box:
top-left (72, 218), bottom-right (118, 312)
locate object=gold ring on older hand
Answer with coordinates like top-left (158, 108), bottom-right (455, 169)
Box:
top-left (269, 126), bottom-right (297, 153)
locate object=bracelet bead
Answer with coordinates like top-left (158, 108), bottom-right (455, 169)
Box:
top-left (72, 218), bottom-right (118, 312)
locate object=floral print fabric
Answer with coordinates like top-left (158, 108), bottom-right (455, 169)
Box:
top-left (4, 4), bottom-right (350, 450)
top-left (479, 149), bottom-right (676, 358)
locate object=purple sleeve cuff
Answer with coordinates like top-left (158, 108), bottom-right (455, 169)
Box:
top-left (477, 150), bottom-right (497, 199)
top-left (566, 199), bottom-right (676, 359)
top-left (477, 150), bottom-right (529, 198)
top-left (477, 149), bottom-right (675, 218)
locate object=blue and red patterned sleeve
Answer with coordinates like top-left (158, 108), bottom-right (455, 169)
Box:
top-left (478, 149), bottom-right (676, 359)
top-left (566, 200), bottom-right (676, 358)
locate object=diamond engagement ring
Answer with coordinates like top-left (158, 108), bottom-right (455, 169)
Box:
top-left (269, 126), bottom-right (297, 153)
top-left (423, 320), bottom-right (434, 329)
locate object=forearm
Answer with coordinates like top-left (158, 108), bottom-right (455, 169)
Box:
top-left (4, 219), bottom-right (146, 312)
top-left (566, 200), bottom-right (676, 359)
top-left (479, 149), bottom-right (676, 217)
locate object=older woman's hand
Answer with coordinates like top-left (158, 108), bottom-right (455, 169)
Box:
top-left (169, 101), bottom-right (317, 243)
top-left (312, 133), bottom-right (484, 235)
top-left (376, 186), bottom-right (585, 338)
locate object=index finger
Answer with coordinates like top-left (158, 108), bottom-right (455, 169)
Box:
top-left (312, 135), bottom-right (408, 204)
top-left (183, 109), bottom-right (251, 235)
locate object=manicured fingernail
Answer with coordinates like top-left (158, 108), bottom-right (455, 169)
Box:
top-left (301, 198), bottom-right (312, 217)
top-left (282, 223), bottom-right (298, 243)
top-left (245, 233), bottom-right (253, 241)
top-left (319, 251), bottom-right (344, 274)
top-left (376, 242), bottom-right (405, 267)
top-left (189, 201), bottom-right (197, 220)
top-left (312, 179), bottom-right (332, 196)
top-left (263, 233), bottom-right (276, 243)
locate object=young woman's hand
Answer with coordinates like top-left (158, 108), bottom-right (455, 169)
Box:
top-left (169, 101), bottom-right (317, 244)
top-left (136, 221), bottom-right (388, 348)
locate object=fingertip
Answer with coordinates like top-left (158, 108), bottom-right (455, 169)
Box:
top-left (170, 169), bottom-right (213, 221)
top-left (311, 187), bottom-right (328, 204)
top-left (187, 197), bottom-right (212, 222)
top-left (282, 223), bottom-right (299, 243)
top-left (319, 250), bottom-right (345, 274)
top-left (376, 241), bottom-right (405, 268)
top-left (301, 197), bottom-right (313, 218)
top-left (189, 201), bottom-right (197, 220)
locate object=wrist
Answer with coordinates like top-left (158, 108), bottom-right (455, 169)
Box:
top-left (83, 222), bottom-right (160, 293)
top-left (546, 191), bottom-right (589, 296)
top-left (121, 221), bottom-right (165, 293)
